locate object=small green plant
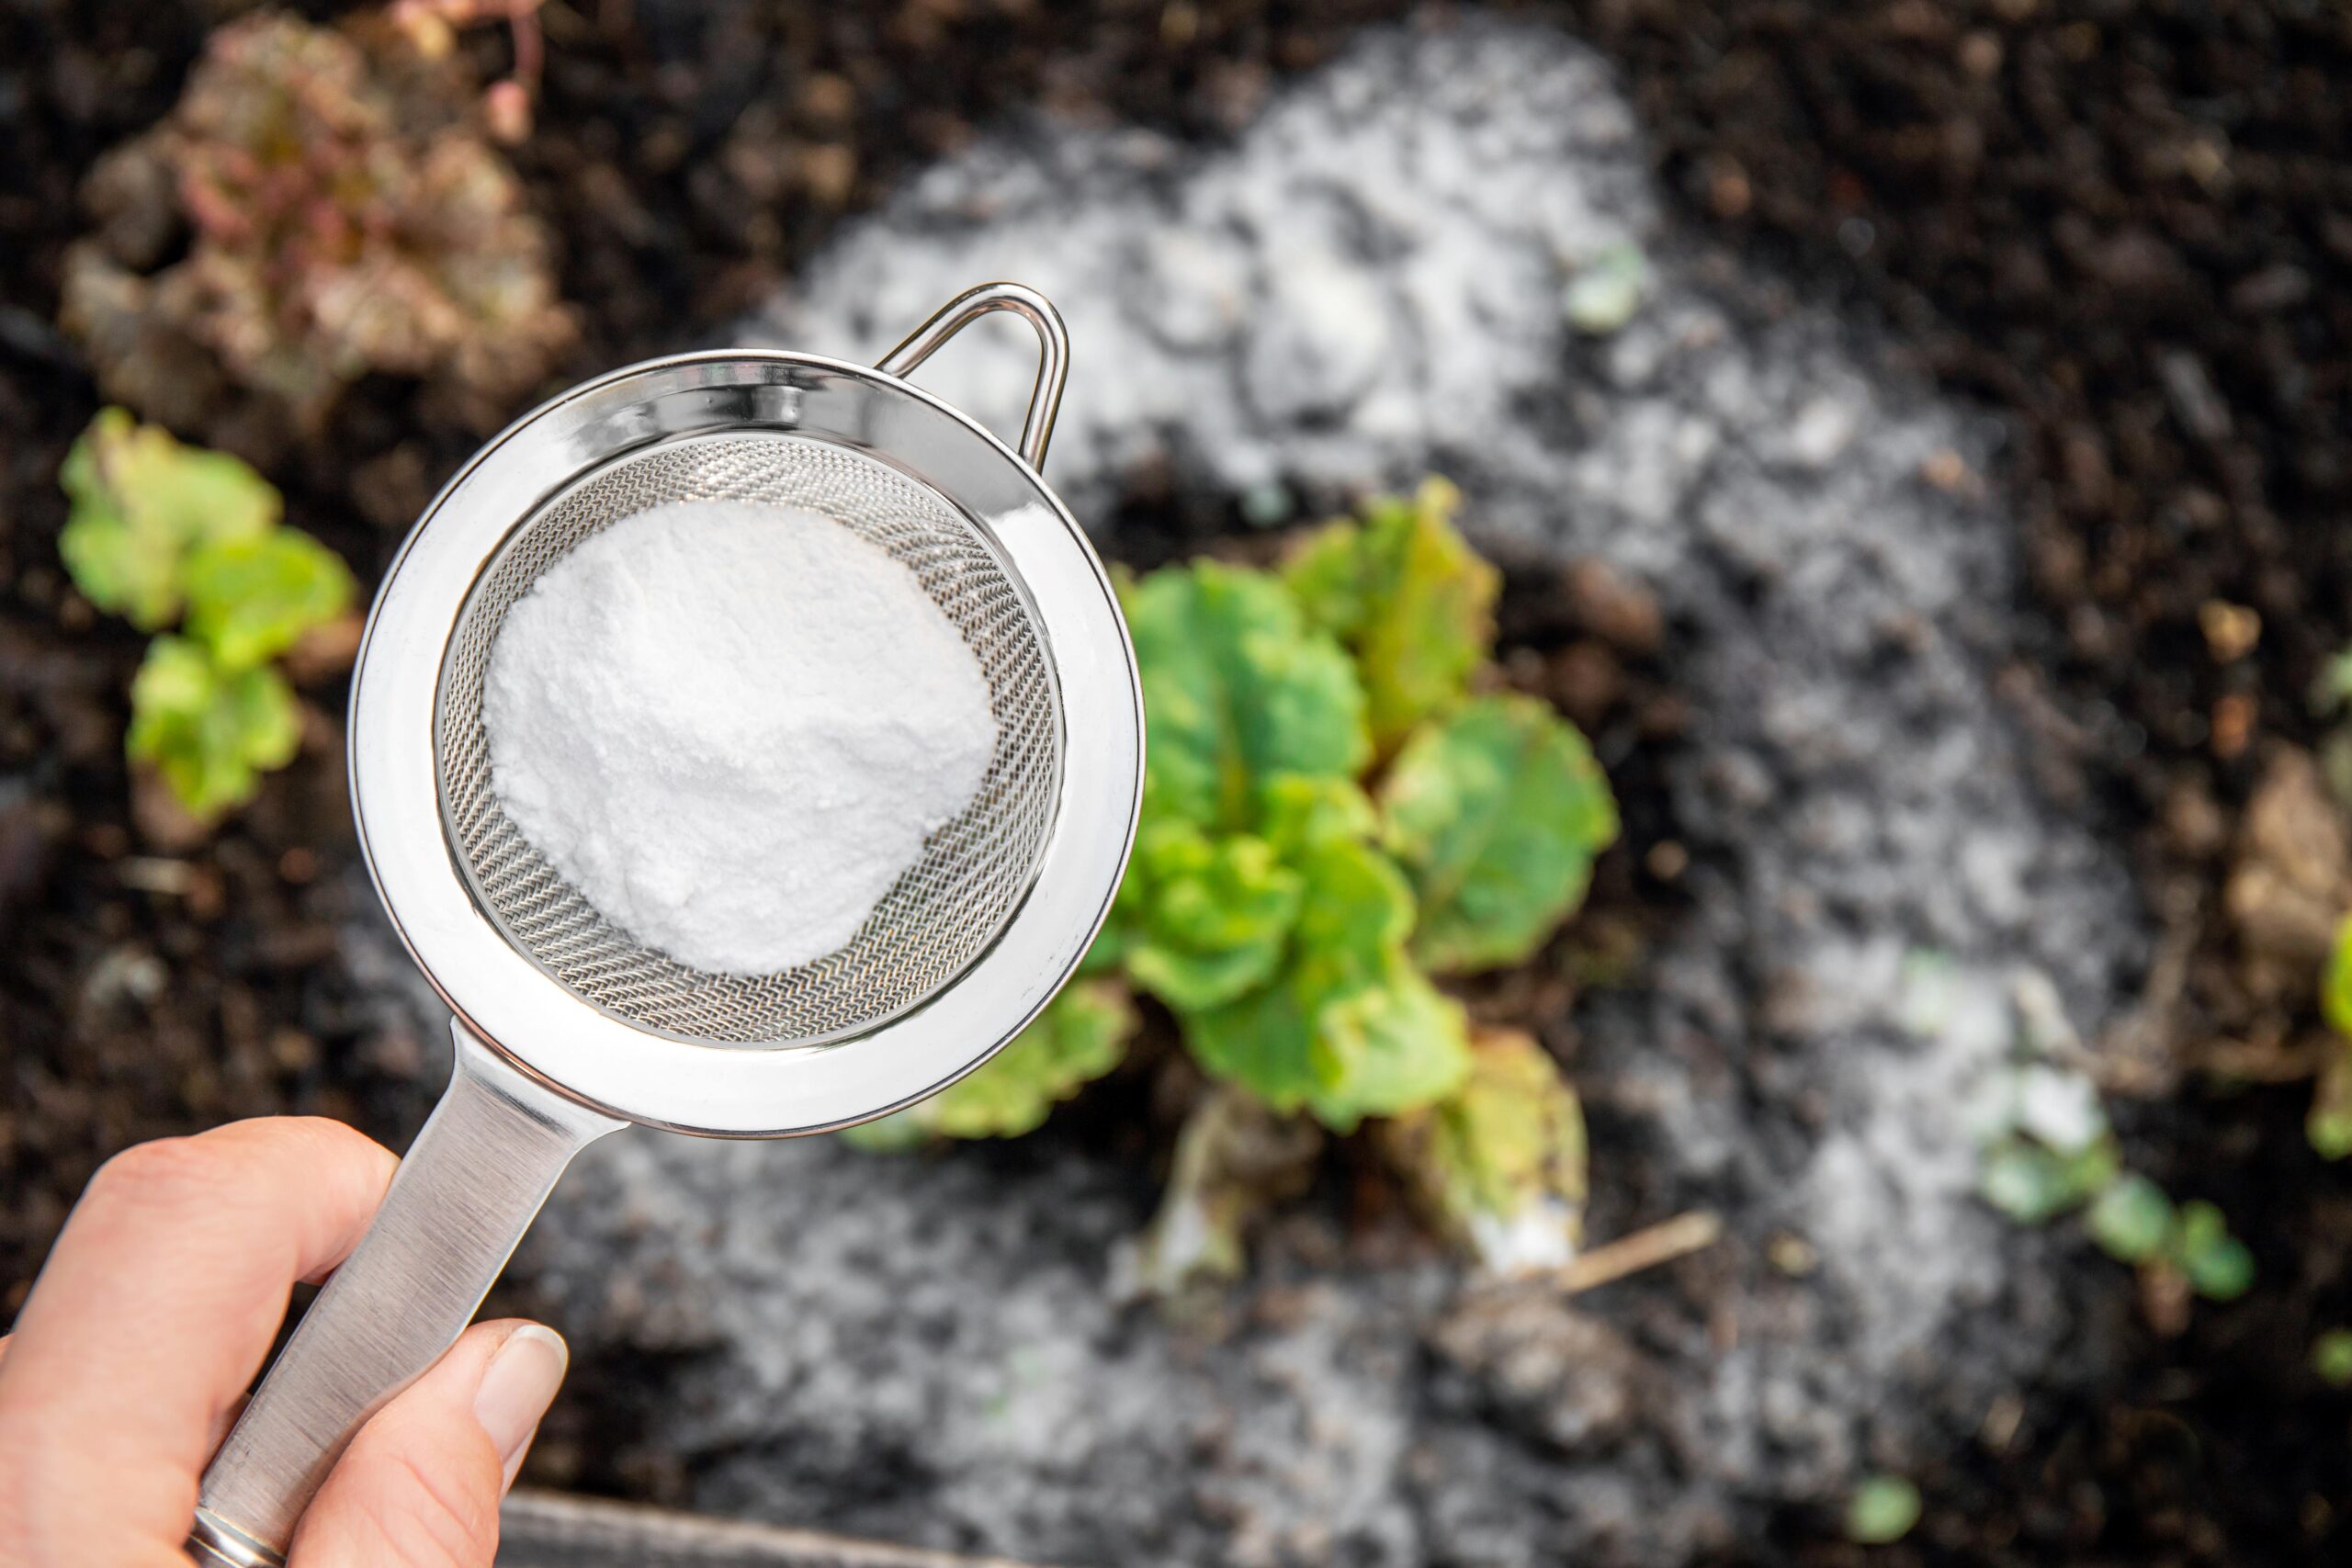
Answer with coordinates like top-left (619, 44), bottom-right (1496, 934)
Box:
top-left (852, 479), bottom-right (1618, 1280)
top-left (2311, 917), bottom-right (2352, 1160)
top-left (1844, 1474), bottom-right (1922, 1546)
top-left (2312, 1328), bottom-right (2352, 1388)
top-left (1970, 1018), bottom-right (2253, 1305)
top-left (61, 9), bottom-right (572, 435)
top-left (59, 409), bottom-right (354, 820)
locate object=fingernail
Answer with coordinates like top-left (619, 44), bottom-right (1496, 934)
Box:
top-left (475, 1323), bottom-right (567, 1484)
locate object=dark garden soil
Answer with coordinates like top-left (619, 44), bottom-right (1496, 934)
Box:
top-left (5, 1), bottom-right (2351, 1563)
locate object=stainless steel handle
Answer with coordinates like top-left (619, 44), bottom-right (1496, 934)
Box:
top-left (186, 1021), bottom-right (624, 1565)
top-left (875, 281), bottom-right (1069, 470)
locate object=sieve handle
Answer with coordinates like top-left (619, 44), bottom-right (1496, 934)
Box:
top-left (876, 281), bottom-right (1069, 470)
top-left (186, 1021), bottom-right (624, 1567)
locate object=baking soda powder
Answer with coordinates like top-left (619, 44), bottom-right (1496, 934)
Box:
top-left (482, 499), bottom-right (997, 975)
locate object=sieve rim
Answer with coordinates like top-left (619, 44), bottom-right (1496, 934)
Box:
top-left (349, 344), bottom-right (1142, 1137)
top-left (431, 429), bottom-right (1065, 1050)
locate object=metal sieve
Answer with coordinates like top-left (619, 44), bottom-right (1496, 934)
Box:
top-left (187, 284), bottom-right (1142, 1568)
top-left (439, 432), bottom-right (1063, 1044)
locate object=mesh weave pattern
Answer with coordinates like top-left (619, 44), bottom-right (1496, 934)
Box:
top-left (435, 434), bottom-right (1059, 1044)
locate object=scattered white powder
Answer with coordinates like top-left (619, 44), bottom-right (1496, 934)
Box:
top-left (481, 499), bottom-right (996, 976)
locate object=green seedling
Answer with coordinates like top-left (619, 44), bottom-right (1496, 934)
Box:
top-left (2312, 1329), bottom-right (2352, 1388)
top-left (1966, 968), bottom-right (2253, 1309)
top-left (59, 409), bottom-right (353, 822)
top-left (1845, 1474), bottom-right (1922, 1545)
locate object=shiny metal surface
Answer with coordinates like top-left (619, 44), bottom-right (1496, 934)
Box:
top-left (194, 1024), bottom-right (622, 1557)
top-left (875, 282), bottom-right (1068, 470)
top-left (438, 432), bottom-right (1061, 1045)
top-left (347, 336), bottom-right (1139, 1135)
top-left (188, 283), bottom-right (1143, 1562)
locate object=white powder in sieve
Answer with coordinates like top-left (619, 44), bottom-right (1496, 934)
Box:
top-left (481, 499), bottom-right (997, 976)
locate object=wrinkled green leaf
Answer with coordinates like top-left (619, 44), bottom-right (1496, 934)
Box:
top-left (1380, 694), bottom-right (1619, 975)
top-left (1122, 560), bottom-right (1368, 832)
top-left (1119, 821), bottom-right (1302, 1013)
top-left (1182, 801), bottom-right (1470, 1131)
top-left (2086, 1172), bottom-right (2174, 1263)
top-left (1307, 961), bottom-right (1473, 1129)
top-left (126, 636), bottom-right (301, 818)
top-left (184, 527), bottom-right (354, 670)
top-left (1378, 1028), bottom-right (1587, 1272)
top-left (1154, 774), bottom-right (1471, 1126)
top-left (843, 978), bottom-right (1138, 1147)
top-left (1282, 478), bottom-right (1498, 750)
top-left (58, 407), bottom-right (278, 630)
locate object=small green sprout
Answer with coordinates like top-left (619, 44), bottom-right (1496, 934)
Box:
top-left (1845, 1474), bottom-right (1922, 1545)
top-left (2313, 919), bottom-right (2352, 1160)
top-left (58, 407), bottom-right (278, 631)
top-left (2312, 1329), bottom-right (2352, 1388)
top-left (58, 409), bottom-right (353, 823)
top-left (1966, 970), bottom-right (2252, 1309)
top-left (1563, 241), bottom-right (1650, 335)
top-left (2171, 1201), bottom-right (2255, 1302)
top-left (2086, 1173), bottom-right (2174, 1264)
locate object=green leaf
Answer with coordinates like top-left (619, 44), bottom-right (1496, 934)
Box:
top-left (2170, 1200), bottom-right (2254, 1302)
top-left (1119, 821), bottom-right (1302, 1013)
top-left (183, 527), bottom-right (354, 670)
top-left (1378, 1028), bottom-right (1587, 1271)
top-left (1979, 1136), bottom-right (2114, 1224)
top-left (1182, 812), bottom-right (1469, 1131)
top-left (1845, 1475), bottom-right (1922, 1546)
top-left (1380, 694), bottom-right (1619, 975)
top-left (2325, 916), bottom-right (2352, 1039)
top-left (58, 407), bottom-right (279, 630)
top-left (1307, 960), bottom-right (1473, 1129)
top-left (1281, 478), bottom-right (1498, 750)
top-left (1123, 560), bottom-right (1368, 833)
top-left (843, 979), bottom-right (1137, 1147)
top-left (126, 636), bottom-right (301, 818)
top-left (2085, 1172), bottom-right (2174, 1263)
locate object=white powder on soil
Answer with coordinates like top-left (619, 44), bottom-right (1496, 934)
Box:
top-left (481, 499), bottom-right (996, 976)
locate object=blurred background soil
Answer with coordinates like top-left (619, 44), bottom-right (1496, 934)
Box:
top-left (5, 1), bottom-right (2350, 1562)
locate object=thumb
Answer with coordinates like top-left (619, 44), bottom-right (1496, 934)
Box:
top-left (288, 1320), bottom-right (567, 1568)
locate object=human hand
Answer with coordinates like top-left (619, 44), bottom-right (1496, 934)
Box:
top-left (0, 1117), bottom-right (567, 1567)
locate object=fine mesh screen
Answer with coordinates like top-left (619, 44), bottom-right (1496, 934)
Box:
top-left (435, 434), bottom-right (1061, 1045)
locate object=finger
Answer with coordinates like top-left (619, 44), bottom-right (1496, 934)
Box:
top-left (289, 1319), bottom-right (567, 1568)
top-left (0, 1118), bottom-right (397, 1566)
